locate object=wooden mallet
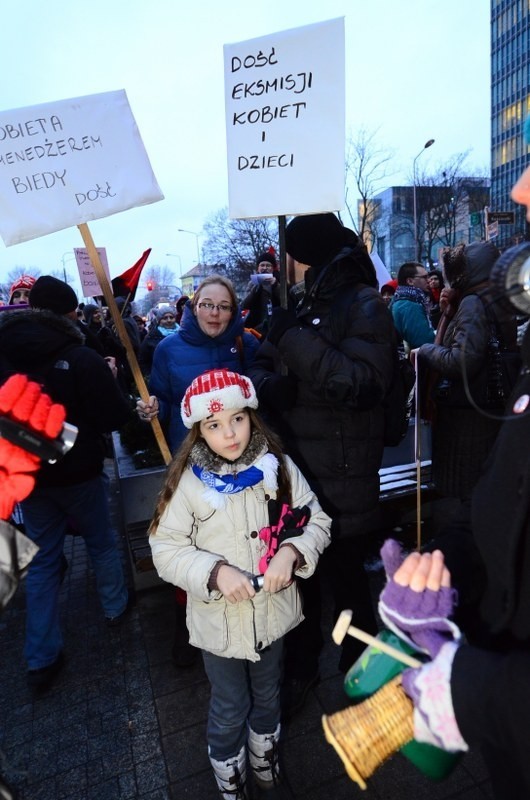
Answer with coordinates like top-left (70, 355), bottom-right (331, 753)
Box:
top-left (332, 609), bottom-right (422, 669)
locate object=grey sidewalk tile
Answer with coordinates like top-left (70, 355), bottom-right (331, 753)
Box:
top-left (161, 724), bottom-right (210, 782)
top-left (135, 753), bottom-right (169, 795)
top-left (56, 765), bottom-right (88, 799)
top-left (155, 683), bottom-right (210, 736)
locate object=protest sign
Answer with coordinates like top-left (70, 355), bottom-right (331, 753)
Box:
top-left (73, 247), bottom-right (110, 297)
top-left (224, 17), bottom-right (345, 218)
top-left (0, 90), bottom-right (164, 245)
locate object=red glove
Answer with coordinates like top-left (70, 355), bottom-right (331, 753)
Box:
top-left (0, 375), bottom-right (66, 520)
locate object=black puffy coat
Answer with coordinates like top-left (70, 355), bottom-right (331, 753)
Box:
top-left (248, 251), bottom-right (395, 538)
top-left (418, 242), bottom-right (518, 498)
top-left (0, 310), bottom-right (131, 487)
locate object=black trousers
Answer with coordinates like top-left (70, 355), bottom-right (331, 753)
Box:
top-left (283, 533), bottom-right (379, 679)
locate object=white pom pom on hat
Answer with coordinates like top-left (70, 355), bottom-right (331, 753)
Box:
top-left (181, 369), bottom-right (258, 428)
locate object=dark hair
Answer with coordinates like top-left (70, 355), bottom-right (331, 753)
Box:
top-left (397, 262), bottom-right (424, 286)
top-left (149, 408), bottom-right (292, 534)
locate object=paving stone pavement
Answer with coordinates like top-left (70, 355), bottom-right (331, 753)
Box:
top-left (0, 467), bottom-right (494, 800)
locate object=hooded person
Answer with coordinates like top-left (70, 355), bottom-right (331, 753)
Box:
top-left (241, 249), bottom-right (281, 335)
top-left (8, 275), bottom-right (36, 305)
top-left (417, 241), bottom-right (518, 501)
top-left (0, 276), bottom-right (132, 691)
top-left (247, 213), bottom-right (397, 713)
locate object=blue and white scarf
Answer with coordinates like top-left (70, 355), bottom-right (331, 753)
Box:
top-left (192, 453), bottom-right (279, 509)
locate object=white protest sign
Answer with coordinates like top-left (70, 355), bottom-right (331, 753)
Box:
top-left (74, 247), bottom-right (110, 297)
top-left (0, 90), bottom-right (164, 246)
top-left (224, 18), bottom-right (345, 219)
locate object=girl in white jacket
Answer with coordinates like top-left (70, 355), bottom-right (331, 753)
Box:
top-left (149, 369), bottom-right (331, 799)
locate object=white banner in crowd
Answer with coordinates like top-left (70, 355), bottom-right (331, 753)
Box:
top-left (224, 17), bottom-right (345, 219)
top-left (0, 90), bottom-right (164, 246)
top-left (74, 247), bottom-right (110, 297)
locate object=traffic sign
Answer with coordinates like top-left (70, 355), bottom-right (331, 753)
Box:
top-left (488, 211), bottom-right (515, 224)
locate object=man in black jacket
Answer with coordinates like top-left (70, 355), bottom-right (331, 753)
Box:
top-left (0, 276), bottom-right (132, 691)
top-left (248, 214), bottom-right (396, 714)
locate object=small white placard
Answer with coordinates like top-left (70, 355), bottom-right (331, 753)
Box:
top-left (74, 247), bottom-right (110, 297)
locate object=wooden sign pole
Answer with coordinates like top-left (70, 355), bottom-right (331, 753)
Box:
top-left (77, 223), bottom-right (172, 466)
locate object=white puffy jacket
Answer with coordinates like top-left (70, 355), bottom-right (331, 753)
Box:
top-left (150, 453), bottom-right (331, 661)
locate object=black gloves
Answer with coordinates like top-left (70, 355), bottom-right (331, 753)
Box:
top-left (258, 374), bottom-right (298, 413)
top-left (266, 307), bottom-right (299, 346)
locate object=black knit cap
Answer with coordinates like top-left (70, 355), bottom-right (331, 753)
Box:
top-left (256, 251), bottom-right (277, 268)
top-left (285, 213), bottom-right (358, 267)
top-left (29, 275), bottom-right (78, 315)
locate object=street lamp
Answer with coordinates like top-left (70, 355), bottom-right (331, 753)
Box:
top-left (413, 139), bottom-right (435, 261)
top-left (61, 250), bottom-right (76, 283)
top-left (177, 229), bottom-right (201, 266)
top-left (165, 253), bottom-right (183, 276)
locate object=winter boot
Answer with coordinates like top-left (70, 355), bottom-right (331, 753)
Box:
top-left (209, 745), bottom-right (249, 799)
top-left (248, 725), bottom-right (293, 797)
top-left (171, 592), bottom-right (198, 668)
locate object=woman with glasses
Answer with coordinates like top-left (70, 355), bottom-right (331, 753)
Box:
top-left (138, 275), bottom-right (260, 452)
top-left (136, 275), bottom-right (260, 669)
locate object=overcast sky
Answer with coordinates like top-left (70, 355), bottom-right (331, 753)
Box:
top-left (0, 0), bottom-right (490, 296)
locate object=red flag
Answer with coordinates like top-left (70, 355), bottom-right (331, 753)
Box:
top-left (111, 248), bottom-right (152, 301)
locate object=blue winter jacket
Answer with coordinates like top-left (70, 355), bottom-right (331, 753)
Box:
top-left (149, 304), bottom-right (261, 451)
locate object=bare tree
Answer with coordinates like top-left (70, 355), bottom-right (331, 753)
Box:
top-left (342, 127), bottom-right (396, 248)
top-left (410, 153), bottom-right (489, 267)
top-left (202, 209), bottom-right (279, 290)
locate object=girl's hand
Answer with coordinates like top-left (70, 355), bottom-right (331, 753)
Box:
top-left (264, 546), bottom-right (297, 593)
top-left (217, 564), bottom-right (256, 604)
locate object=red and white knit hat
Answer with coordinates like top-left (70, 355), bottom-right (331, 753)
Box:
top-left (8, 275), bottom-right (36, 303)
top-left (181, 369), bottom-right (258, 429)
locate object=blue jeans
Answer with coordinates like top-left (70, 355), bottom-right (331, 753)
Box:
top-left (202, 639), bottom-right (283, 760)
top-left (21, 475), bottom-right (128, 670)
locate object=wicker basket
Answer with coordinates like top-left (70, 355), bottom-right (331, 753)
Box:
top-left (322, 675), bottom-right (414, 790)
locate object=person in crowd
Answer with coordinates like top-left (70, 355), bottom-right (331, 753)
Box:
top-left (416, 241), bottom-right (517, 501)
top-left (113, 296), bottom-right (141, 356)
top-left (149, 369), bottom-right (331, 798)
top-left (8, 275), bottom-right (36, 305)
top-left (133, 313), bottom-right (147, 342)
top-left (136, 275), bottom-right (261, 667)
top-left (0, 276), bottom-right (132, 693)
top-left (391, 262), bottom-right (435, 350)
top-left (374, 119), bottom-right (530, 800)
top-left (83, 303), bottom-right (104, 334)
top-left (247, 213), bottom-right (396, 716)
top-left (427, 269), bottom-right (444, 328)
top-left (139, 305), bottom-right (179, 376)
top-left (380, 279), bottom-right (397, 306)
top-left (175, 295), bottom-right (189, 325)
top-left (241, 250), bottom-right (281, 335)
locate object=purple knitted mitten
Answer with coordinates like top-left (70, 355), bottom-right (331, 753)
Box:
top-left (378, 539), bottom-right (460, 658)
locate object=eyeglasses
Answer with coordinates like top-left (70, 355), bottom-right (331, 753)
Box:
top-left (414, 273), bottom-right (429, 280)
top-left (161, 314), bottom-right (176, 320)
top-left (197, 302), bottom-right (233, 314)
